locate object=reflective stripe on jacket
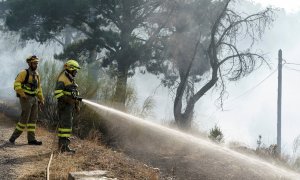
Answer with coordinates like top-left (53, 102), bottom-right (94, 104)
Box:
top-left (54, 71), bottom-right (79, 99)
top-left (14, 69), bottom-right (44, 103)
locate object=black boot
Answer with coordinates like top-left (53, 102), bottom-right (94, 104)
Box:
top-left (9, 129), bottom-right (23, 144)
top-left (28, 140), bottom-right (42, 145)
top-left (66, 138), bottom-right (75, 153)
top-left (59, 137), bottom-right (75, 153)
top-left (58, 137), bottom-right (65, 149)
top-left (62, 145), bottom-right (76, 153)
top-left (8, 137), bottom-right (15, 144)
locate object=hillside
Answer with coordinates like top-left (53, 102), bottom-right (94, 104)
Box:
top-left (0, 111), bottom-right (159, 180)
top-left (1, 100), bottom-right (300, 180)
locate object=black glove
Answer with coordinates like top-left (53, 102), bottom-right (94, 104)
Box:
top-left (61, 96), bottom-right (77, 105)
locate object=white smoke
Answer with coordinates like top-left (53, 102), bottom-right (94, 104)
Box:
top-left (0, 33), bottom-right (62, 99)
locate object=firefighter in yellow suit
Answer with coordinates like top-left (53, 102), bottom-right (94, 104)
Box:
top-left (54, 60), bottom-right (81, 153)
top-left (9, 55), bottom-right (44, 145)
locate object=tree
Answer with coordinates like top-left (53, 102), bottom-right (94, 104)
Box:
top-left (0, 1), bottom-right (7, 16)
top-left (4, 0), bottom-right (169, 108)
top-left (209, 124), bottom-right (224, 143)
top-left (0, 1), bottom-right (9, 30)
top-left (151, 0), bottom-right (275, 129)
top-left (162, 0), bottom-right (216, 128)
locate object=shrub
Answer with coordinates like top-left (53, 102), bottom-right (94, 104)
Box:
top-left (208, 124), bottom-right (224, 143)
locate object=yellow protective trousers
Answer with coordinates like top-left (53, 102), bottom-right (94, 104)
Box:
top-left (10, 96), bottom-right (38, 142)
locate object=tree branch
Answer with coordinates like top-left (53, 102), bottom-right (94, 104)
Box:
top-left (216, 8), bottom-right (273, 47)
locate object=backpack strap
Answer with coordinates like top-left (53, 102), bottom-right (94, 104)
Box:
top-left (23, 69), bottom-right (29, 84)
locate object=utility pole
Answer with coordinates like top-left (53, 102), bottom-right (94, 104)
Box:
top-left (277, 49), bottom-right (282, 154)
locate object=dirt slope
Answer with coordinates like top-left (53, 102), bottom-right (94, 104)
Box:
top-left (0, 113), bottom-right (50, 179)
top-left (3, 99), bottom-right (300, 180)
top-left (85, 100), bottom-right (300, 180)
top-left (0, 112), bottom-right (158, 180)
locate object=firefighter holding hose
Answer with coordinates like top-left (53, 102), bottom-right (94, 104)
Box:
top-left (54, 59), bottom-right (82, 153)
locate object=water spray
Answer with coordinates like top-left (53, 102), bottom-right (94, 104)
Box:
top-left (82, 99), bottom-right (300, 180)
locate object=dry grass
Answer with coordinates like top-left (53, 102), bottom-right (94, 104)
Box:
top-left (0, 103), bottom-right (159, 180)
top-left (52, 138), bottom-right (158, 180)
top-left (22, 128), bottom-right (159, 180)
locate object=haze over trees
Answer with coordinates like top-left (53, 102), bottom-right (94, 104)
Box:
top-left (145, 0), bottom-right (275, 128)
top-left (2, 0), bottom-right (275, 129)
top-left (4, 0), bottom-right (170, 107)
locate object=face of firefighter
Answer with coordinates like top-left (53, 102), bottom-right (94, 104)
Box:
top-left (68, 69), bottom-right (77, 77)
top-left (28, 62), bottom-right (38, 71)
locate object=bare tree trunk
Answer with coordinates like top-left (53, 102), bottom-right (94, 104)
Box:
top-left (112, 1), bottom-right (134, 110)
top-left (173, 71), bottom-right (192, 129)
top-left (86, 48), bottom-right (99, 99)
top-left (113, 64), bottom-right (129, 110)
top-left (173, 37), bottom-right (204, 129)
top-left (174, 64), bottom-right (219, 130)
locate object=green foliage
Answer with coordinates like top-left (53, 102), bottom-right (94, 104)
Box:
top-left (4, 0), bottom-right (274, 131)
top-left (208, 125), bottom-right (224, 143)
top-left (5, 0), bottom-right (91, 42)
top-left (5, 0), bottom-right (168, 105)
top-left (4, 0), bottom-right (168, 70)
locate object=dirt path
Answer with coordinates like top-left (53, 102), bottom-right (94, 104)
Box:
top-left (0, 113), bottom-right (17, 179)
top-left (0, 113), bottom-right (54, 179)
top-left (0, 111), bottom-right (159, 180)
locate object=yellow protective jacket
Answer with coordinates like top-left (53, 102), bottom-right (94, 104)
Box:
top-left (14, 69), bottom-right (44, 103)
top-left (54, 71), bottom-right (79, 99)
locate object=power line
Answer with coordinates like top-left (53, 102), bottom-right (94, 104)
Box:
top-left (282, 59), bottom-right (300, 66)
top-left (285, 62), bottom-right (300, 66)
top-left (226, 68), bottom-right (278, 103)
top-left (205, 68), bottom-right (278, 121)
top-left (284, 66), bottom-right (300, 72)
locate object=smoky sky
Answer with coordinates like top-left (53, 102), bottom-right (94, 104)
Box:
top-left (0, 35), bottom-right (61, 99)
top-left (134, 1), bottom-right (300, 156)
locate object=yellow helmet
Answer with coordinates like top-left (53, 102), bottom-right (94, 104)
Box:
top-left (26, 55), bottom-right (39, 63)
top-left (64, 59), bottom-right (81, 71)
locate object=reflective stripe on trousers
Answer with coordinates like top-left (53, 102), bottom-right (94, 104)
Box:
top-left (10, 96), bottom-right (38, 141)
top-left (57, 99), bottom-right (74, 138)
